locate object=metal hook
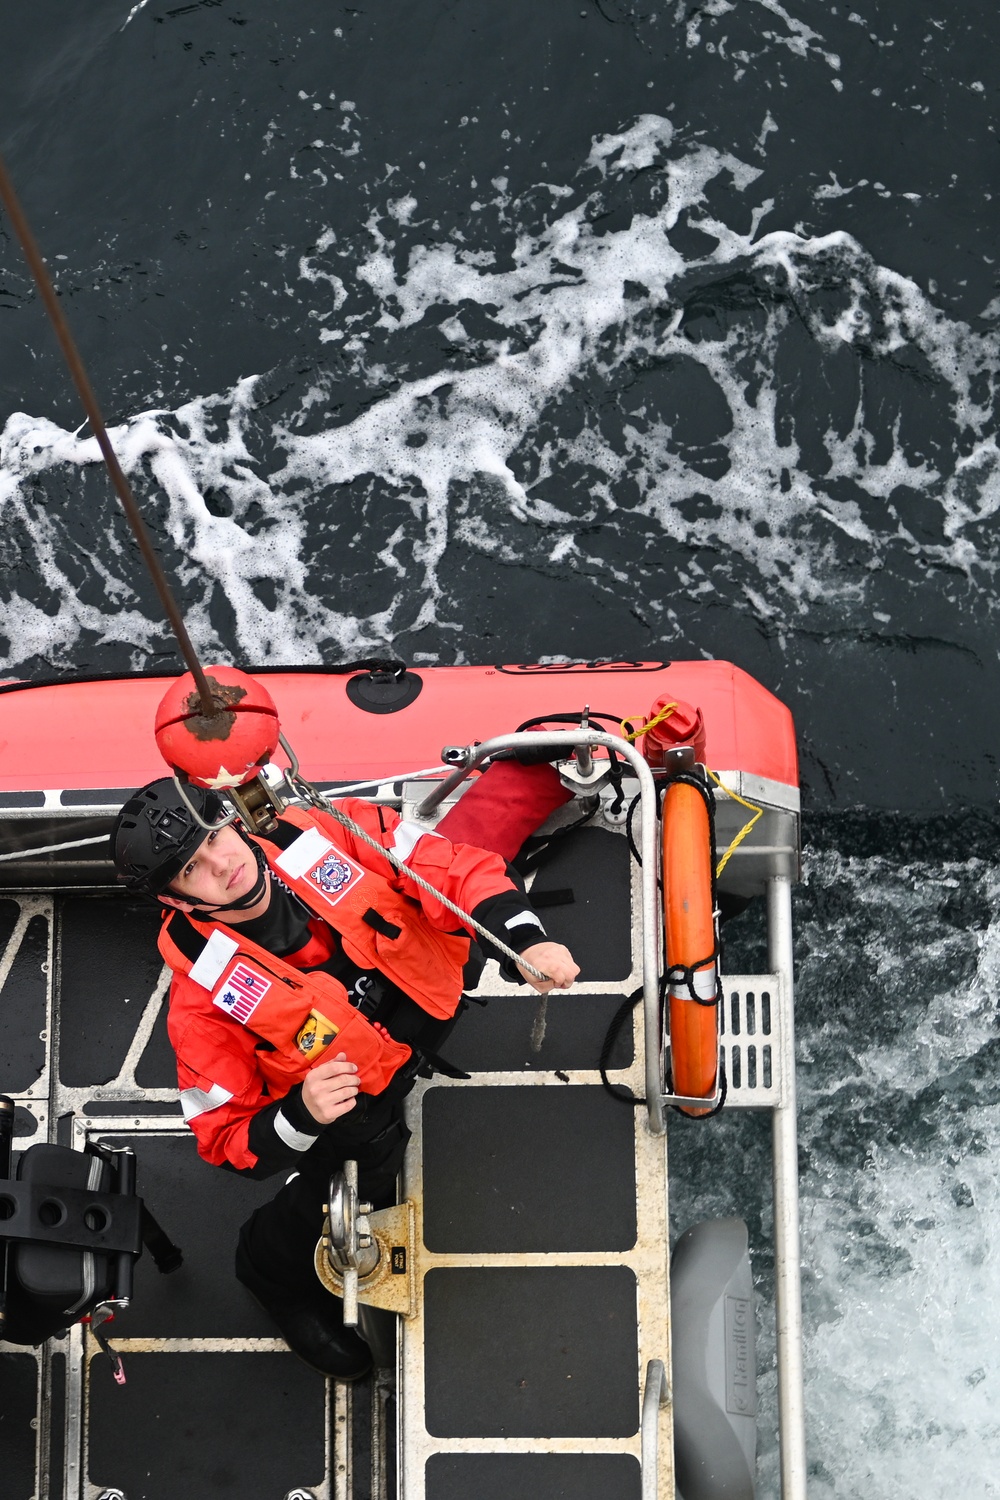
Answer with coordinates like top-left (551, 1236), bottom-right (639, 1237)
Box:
top-left (278, 732), bottom-right (301, 781)
top-left (170, 774), bottom-right (240, 832)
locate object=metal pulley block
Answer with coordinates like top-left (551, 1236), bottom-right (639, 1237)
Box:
top-left (315, 1160), bottom-right (416, 1325)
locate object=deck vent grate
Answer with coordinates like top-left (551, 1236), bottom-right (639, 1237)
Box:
top-left (718, 975), bottom-right (785, 1109)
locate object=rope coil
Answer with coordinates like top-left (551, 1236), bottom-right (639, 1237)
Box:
top-left (619, 701), bottom-right (677, 745)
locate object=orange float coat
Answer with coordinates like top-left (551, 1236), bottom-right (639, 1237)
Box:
top-left (160, 798), bottom-right (524, 1172)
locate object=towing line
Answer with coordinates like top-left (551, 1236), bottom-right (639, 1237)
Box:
top-left (287, 771), bottom-right (551, 986)
top-left (0, 151), bottom-right (217, 718)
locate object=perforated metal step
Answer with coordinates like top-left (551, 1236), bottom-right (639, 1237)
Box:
top-left (663, 976), bottom-right (791, 1112)
top-left (721, 977), bottom-right (788, 1108)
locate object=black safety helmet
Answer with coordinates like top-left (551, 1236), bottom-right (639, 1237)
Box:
top-left (112, 778), bottom-right (225, 897)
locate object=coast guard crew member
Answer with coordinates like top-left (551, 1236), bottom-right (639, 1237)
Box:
top-left (112, 775), bottom-right (578, 1380)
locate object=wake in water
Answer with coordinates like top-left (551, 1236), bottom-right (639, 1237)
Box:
top-left (1, 113), bottom-right (997, 675)
top-left (669, 832), bottom-right (1000, 1498)
top-left (796, 843), bottom-right (1000, 1499)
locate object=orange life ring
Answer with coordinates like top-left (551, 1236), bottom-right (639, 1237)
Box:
top-left (662, 779), bottom-right (720, 1117)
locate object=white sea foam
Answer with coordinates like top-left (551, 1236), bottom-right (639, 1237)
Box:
top-left (793, 850), bottom-right (1000, 1498)
top-left (0, 112), bottom-right (998, 1495)
top-left (0, 115), bottom-right (998, 672)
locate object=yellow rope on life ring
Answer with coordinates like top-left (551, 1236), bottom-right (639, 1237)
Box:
top-left (706, 767), bottom-right (763, 878)
top-left (617, 704), bottom-right (762, 878)
top-left (619, 701), bottom-right (677, 743)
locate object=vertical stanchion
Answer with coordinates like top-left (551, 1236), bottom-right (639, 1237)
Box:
top-left (0, 1095), bottom-right (14, 1337)
top-left (640, 1357), bottom-right (670, 1500)
top-left (768, 875), bottom-right (808, 1499)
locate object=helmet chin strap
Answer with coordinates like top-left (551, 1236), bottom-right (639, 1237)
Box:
top-left (178, 841), bottom-right (271, 918)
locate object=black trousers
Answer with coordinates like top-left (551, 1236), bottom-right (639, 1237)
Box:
top-left (234, 1087), bottom-right (411, 1307)
top-left (235, 980), bottom-right (469, 1308)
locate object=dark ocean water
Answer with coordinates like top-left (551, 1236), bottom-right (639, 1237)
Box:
top-left (2, 3), bottom-right (1000, 1494)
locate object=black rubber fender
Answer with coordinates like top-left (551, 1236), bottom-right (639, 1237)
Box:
top-left (671, 1217), bottom-right (757, 1500)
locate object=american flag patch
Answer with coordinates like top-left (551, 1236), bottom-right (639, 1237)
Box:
top-left (212, 962), bottom-right (271, 1024)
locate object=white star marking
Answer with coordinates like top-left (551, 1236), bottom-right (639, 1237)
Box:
top-left (198, 766), bottom-right (249, 790)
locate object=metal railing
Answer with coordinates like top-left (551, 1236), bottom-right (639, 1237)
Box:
top-left (414, 729), bottom-right (667, 1133)
top-left (640, 1358), bottom-right (670, 1500)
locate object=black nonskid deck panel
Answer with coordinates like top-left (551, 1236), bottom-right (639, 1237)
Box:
top-left (1, 1350), bottom-right (38, 1500)
top-left (423, 1266), bottom-right (639, 1438)
top-left (57, 898), bottom-right (167, 1086)
top-left (446, 991), bottom-right (634, 1074)
top-left (87, 1352), bottom-right (326, 1500)
top-left (422, 1085), bottom-right (637, 1253)
top-left (424, 1452), bottom-right (642, 1500)
top-left (0, 902), bottom-right (47, 1094)
top-left (524, 828), bottom-right (634, 983)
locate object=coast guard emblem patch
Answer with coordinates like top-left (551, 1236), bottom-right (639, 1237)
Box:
top-left (307, 850), bottom-right (364, 905)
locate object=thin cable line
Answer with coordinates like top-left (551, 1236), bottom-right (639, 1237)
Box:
top-left (0, 152), bottom-right (216, 717)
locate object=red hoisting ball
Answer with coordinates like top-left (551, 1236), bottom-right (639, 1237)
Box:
top-left (154, 666), bottom-right (281, 789)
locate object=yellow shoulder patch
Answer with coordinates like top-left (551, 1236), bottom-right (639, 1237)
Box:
top-left (295, 1008), bottom-right (339, 1056)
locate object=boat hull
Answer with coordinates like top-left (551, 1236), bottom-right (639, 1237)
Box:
top-left (0, 659), bottom-right (798, 799)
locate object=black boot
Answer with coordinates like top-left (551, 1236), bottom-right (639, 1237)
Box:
top-left (249, 1286), bottom-right (372, 1381)
top-left (231, 1131), bottom-right (404, 1381)
top-left (236, 1231), bottom-right (372, 1381)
